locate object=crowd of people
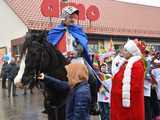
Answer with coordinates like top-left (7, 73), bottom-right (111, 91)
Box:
top-left (46, 5), bottom-right (160, 119)
top-left (90, 42), bottom-right (160, 120)
top-left (0, 57), bottom-right (19, 97)
top-left (0, 57), bottom-right (33, 97)
top-left (1, 43), bottom-right (160, 120)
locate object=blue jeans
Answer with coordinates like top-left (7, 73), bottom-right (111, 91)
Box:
top-left (99, 102), bottom-right (110, 120)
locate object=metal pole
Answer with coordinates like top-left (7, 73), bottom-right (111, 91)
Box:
top-left (85, 61), bottom-right (110, 93)
top-left (48, 4), bottom-right (54, 27)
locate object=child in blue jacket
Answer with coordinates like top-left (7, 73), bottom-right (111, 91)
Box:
top-left (38, 63), bottom-right (91, 120)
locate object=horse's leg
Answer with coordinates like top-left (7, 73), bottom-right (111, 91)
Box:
top-left (84, 60), bottom-right (100, 115)
top-left (43, 84), bottom-right (66, 120)
top-left (57, 106), bottom-right (65, 120)
top-left (30, 88), bottom-right (33, 94)
top-left (47, 106), bottom-right (65, 120)
top-left (88, 74), bottom-right (100, 115)
top-left (47, 111), bottom-right (55, 120)
top-left (43, 90), bottom-right (65, 120)
top-left (24, 86), bottom-right (27, 95)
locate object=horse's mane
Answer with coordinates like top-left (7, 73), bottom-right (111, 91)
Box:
top-left (20, 31), bottom-right (46, 59)
top-left (40, 40), bottom-right (68, 80)
top-left (20, 32), bottom-right (30, 60)
top-left (20, 31), bottom-right (68, 86)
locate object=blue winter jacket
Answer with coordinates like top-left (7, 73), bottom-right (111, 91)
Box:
top-left (66, 81), bottom-right (91, 120)
top-left (43, 75), bottom-right (91, 120)
top-left (44, 75), bottom-right (70, 93)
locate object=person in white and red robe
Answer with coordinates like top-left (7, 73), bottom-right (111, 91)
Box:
top-left (111, 39), bottom-right (146, 120)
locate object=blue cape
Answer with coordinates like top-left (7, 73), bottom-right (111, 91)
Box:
top-left (48, 24), bottom-right (92, 66)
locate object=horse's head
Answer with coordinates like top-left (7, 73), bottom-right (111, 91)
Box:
top-left (15, 31), bottom-right (68, 88)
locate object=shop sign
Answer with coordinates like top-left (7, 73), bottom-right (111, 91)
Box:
top-left (41, 0), bottom-right (100, 21)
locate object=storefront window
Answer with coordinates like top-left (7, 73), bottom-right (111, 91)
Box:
top-left (12, 44), bottom-right (23, 57)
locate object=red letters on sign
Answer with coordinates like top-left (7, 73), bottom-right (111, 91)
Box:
top-left (86, 5), bottom-right (100, 21)
top-left (41, 0), bottom-right (59, 17)
top-left (40, 0), bottom-right (100, 21)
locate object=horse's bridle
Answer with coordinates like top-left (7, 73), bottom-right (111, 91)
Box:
top-left (26, 41), bottom-right (45, 88)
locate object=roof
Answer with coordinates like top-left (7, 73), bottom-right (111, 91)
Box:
top-left (5, 0), bottom-right (160, 38)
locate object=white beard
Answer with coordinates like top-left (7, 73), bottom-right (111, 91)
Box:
top-left (111, 55), bottom-right (126, 76)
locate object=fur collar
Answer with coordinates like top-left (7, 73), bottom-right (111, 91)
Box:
top-left (122, 55), bottom-right (141, 107)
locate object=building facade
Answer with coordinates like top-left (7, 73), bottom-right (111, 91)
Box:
top-left (1, 0), bottom-right (160, 63)
top-left (0, 0), bottom-right (27, 64)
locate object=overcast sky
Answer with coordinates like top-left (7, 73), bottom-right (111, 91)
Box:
top-left (116, 0), bottom-right (160, 7)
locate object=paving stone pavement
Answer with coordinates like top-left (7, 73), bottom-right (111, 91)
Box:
top-left (0, 82), bottom-right (98, 120)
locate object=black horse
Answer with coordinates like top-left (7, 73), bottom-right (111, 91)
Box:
top-left (17, 31), bottom-right (98, 120)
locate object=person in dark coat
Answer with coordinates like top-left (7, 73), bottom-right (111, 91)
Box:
top-left (6, 58), bottom-right (19, 97)
top-left (0, 61), bottom-right (8, 88)
top-left (38, 63), bottom-right (91, 120)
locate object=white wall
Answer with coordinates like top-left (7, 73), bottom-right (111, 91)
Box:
top-left (0, 0), bottom-right (28, 54)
